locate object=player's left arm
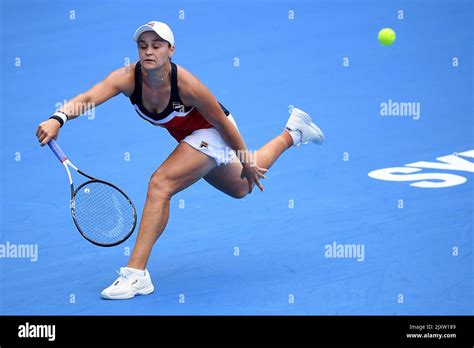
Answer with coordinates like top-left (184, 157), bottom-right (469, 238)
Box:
top-left (178, 66), bottom-right (266, 192)
top-left (178, 66), bottom-right (248, 160)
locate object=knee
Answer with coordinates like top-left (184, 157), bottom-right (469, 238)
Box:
top-left (147, 170), bottom-right (175, 200)
top-left (229, 185), bottom-right (249, 199)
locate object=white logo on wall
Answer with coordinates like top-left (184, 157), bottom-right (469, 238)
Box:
top-left (368, 150), bottom-right (474, 188)
top-left (18, 322), bottom-right (55, 341)
top-left (380, 99), bottom-right (420, 120)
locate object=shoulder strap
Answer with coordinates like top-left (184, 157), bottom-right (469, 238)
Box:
top-left (130, 62), bottom-right (142, 105)
top-left (170, 62), bottom-right (183, 104)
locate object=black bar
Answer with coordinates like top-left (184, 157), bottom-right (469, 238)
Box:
top-left (1, 315), bottom-right (472, 346)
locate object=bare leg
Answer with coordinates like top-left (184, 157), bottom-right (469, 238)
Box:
top-left (127, 196), bottom-right (170, 270)
top-left (254, 130), bottom-right (293, 170)
top-left (204, 130), bottom-right (293, 198)
top-left (128, 142), bottom-right (217, 269)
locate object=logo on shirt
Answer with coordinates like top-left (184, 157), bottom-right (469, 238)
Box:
top-left (200, 141), bottom-right (209, 149)
top-left (173, 102), bottom-right (185, 113)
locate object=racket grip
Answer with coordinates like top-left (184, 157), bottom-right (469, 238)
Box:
top-left (47, 139), bottom-right (68, 162)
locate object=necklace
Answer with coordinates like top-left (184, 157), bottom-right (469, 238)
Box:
top-left (143, 64), bottom-right (170, 83)
top-left (157, 66), bottom-right (170, 81)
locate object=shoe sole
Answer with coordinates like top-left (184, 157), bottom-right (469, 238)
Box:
top-left (101, 284), bottom-right (155, 300)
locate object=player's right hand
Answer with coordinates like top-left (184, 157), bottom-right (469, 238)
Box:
top-left (36, 119), bottom-right (61, 146)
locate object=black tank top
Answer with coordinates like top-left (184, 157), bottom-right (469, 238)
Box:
top-left (129, 61), bottom-right (229, 122)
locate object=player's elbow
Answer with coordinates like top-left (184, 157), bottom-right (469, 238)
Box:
top-left (211, 121), bottom-right (225, 133)
top-left (212, 117), bottom-right (234, 134)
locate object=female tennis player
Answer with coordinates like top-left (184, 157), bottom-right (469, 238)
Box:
top-left (36, 21), bottom-right (324, 299)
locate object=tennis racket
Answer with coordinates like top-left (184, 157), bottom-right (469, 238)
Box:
top-left (47, 139), bottom-right (137, 247)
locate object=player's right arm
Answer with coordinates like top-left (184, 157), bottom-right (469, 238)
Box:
top-left (36, 65), bottom-right (135, 146)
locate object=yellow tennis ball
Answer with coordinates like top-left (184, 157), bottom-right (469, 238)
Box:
top-left (378, 28), bottom-right (396, 46)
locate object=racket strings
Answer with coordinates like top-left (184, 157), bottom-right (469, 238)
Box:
top-left (73, 181), bottom-right (135, 245)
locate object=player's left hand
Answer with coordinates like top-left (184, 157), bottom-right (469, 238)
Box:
top-left (241, 161), bottom-right (268, 193)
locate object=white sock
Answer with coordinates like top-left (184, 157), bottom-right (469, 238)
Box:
top-left (286, 128), bottom-right (302, 146)
top-left (127, 267), bottom-right (146, 276)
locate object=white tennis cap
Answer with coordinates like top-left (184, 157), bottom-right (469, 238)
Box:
top-left (133, 21), bottom-right (174, 46)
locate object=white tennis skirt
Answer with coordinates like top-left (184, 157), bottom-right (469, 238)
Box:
top-left (181, 114), bottom-right (240, 166)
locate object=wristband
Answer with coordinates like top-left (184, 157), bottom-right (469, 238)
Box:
top-left (49, 111), bottom-right (69, 127)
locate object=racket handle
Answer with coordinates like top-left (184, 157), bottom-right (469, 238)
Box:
top-left (48, 139), bottom-right (68, 162)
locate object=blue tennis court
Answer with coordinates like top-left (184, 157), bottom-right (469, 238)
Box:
top-left (0, 0), bottom-right (472, 315)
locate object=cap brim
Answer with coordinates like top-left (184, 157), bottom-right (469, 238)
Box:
top-left (133, 25), bottom-right (155, 42)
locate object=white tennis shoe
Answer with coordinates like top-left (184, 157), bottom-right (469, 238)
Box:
top-left (285, 107), bottom-right (324, 146)
top-left (101, 267), bottom-right (154, 300)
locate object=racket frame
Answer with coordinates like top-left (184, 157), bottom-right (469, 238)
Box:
top-left (48, 139), bottom-right (137, 247)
